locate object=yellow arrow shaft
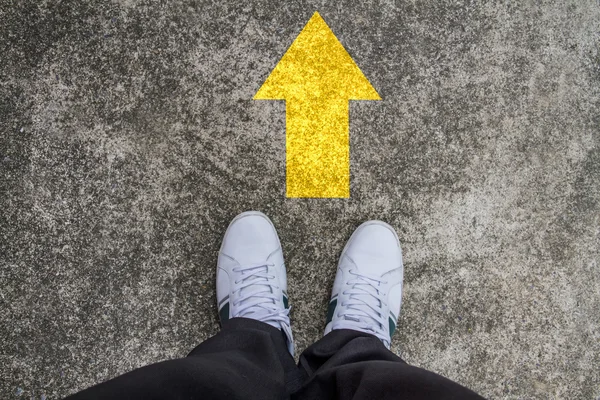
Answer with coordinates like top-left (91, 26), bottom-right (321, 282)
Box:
top-left (286, 99), bottom-right (349, 198)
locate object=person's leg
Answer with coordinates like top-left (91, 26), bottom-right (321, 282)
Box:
top-left (293, 221), bottom-right (485, 400)
top-left (66, 317), bottom-right (296, 400)
top-left (295, 329), bottom-right (484, 400)
top-left (65, 211), bottom-right (299, 399)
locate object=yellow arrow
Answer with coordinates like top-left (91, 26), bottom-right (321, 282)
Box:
top-left (254, 11), bottom-right (380, 198)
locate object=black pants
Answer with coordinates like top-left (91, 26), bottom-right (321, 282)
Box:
top-left (66, 318), bottom-right (485, 400)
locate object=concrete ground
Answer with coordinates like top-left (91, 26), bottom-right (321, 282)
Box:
top-left (1, 0), bottom-right (599, 398)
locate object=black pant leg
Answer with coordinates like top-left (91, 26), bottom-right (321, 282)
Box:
top-left (293, 329), bottom-right (486, 400)
top-left (65, 318), bottom-right (297, 400)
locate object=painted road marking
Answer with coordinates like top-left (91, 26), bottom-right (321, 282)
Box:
top-left (254, 12), bottom-right (380, 198)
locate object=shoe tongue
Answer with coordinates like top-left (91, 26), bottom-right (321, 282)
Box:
top-left (346, 282), bottom-right (383, 326)
top-left (351, 293), bottom-right (381, 308)
top-left (238, 265), bottom-right (276, 307)
top-left (251, 309), bottom-right (282, 330)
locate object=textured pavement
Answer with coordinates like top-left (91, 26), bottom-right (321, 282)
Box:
top-left (1, 1), bottom-right (599, 399)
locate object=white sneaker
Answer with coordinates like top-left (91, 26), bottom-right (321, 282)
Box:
top-left (324, 221), bottom-right (403, 348)
top-left (217, 211), bottom-right (294, 355)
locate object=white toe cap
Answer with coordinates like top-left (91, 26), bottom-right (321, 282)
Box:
top-left (342, 221), bottom-right (402, 275)
top-left (220, 211), bottom-right (281, 265)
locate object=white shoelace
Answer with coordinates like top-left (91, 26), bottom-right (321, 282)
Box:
top-left (332, 269), bottom-right (390, 346)
top-left (231, 263), bottom-right (290, 328)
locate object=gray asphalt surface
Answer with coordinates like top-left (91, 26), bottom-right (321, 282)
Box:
top-left (1, 1), bottom-right (599, 398)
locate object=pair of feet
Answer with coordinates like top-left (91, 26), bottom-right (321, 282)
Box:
top-left (217, 211), bottom-right (404, 355)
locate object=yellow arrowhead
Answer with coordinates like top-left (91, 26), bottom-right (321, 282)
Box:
top-left (255, 12), bottom-right (380, 101)
top-left (254, 11), bottom-right (380, 198)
